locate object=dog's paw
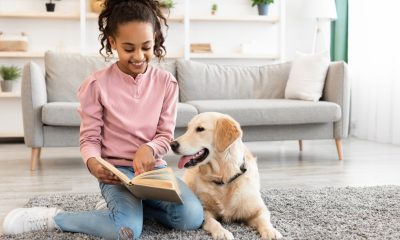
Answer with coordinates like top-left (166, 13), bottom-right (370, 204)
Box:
top-left (212, 228), bottom-right (234, 240)
top-left (261, 227), bottom-right (282, 240)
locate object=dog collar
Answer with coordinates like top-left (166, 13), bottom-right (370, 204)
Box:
top-left (213, 158), bottom-right (247, 186)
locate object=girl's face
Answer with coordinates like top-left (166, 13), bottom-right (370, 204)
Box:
top-left (109, 21), bottom-right (155, 77)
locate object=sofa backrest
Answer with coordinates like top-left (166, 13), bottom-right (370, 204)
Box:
top-left (176, 60), bottom-right (292, 102)
top-left (45, 51), bottom-right (177, 102)
top-left (45, 51), bottom-right (110, 102)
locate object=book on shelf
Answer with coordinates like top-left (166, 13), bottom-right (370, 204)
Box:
top-left (95, 157), bottom-right (183, 204)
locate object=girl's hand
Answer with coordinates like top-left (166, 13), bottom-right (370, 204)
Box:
top-left (87, 157), bottom-right (121, 185)
top-left (133, 144), bottom-right (155, 175)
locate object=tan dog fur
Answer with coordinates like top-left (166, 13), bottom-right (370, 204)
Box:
top-left (173, 112), bottom-right (282, 240)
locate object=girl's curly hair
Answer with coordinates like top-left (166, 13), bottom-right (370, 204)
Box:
top-left (98, 0), bottom-right (168, 61)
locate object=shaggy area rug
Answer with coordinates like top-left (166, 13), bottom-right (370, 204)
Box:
top-left (1, 186), bottom-right (400, 240)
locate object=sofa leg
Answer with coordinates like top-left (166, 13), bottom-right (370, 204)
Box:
top-left (335, 139), bottom-right (343, 160)
top-left (31, 147), bottom-right (42, 171)
top-left (298, 140), bottom-right (303, 151)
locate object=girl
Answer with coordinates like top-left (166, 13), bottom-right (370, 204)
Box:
top-left (2, 0), bottom-right (204, 239)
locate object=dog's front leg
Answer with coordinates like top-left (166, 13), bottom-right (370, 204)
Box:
top-left (203, 210), bottom-right (234, 240)
top-left (247, 209), bottom-right (282, 240)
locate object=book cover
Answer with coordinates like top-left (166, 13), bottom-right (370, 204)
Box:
top-left (95, 157), bottom-right (183, 204)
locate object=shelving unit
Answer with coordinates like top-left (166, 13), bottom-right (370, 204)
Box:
top-left (0, 0), bottom-right (286, 60)
top-left (0, 92), bottom-right (21, 98)
top-left (0, 52), bottom-right (45, 58)
top-left (0, 11), bottom-right (80, 20)
top-left (190, 15), bottom-right (279, 23)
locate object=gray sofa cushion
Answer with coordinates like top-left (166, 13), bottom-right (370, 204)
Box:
top-left (187, 99), bottom-right (341, 126)
top-left (177, 60), bottom-right (260, 101)
top-left (259, 62), bottom-right (292, 99)
top-left (176, 103), bottom-right (198, 127)
top-left (176, 60), bottom-right (292, 102)
top-left (45, 51), bottom-right (110, 102)
top-left (42, 102), bottom-right (197, 128)
top-left (42, 102), bottom-right (80, 126)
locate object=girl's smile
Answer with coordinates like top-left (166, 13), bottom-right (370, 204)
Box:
top-left (109, 22), bottom-right (155, 78)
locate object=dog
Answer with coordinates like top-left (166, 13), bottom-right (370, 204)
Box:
top-left (171, 112), bottom-right (282, 240)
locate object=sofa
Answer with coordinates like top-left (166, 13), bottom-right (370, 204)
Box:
top-left (22, 51), bottom-right (350, 170)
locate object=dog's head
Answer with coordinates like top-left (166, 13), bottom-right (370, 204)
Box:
top-left (171, 112), bottom-right (242, 169)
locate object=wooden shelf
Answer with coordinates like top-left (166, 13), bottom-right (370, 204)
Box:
top-left (190, 53), bottom-right (279, 60)
top-left (0, 12), bottom-right (184, 22)
top-left (0, 92), bottom-right (21, 98)
top-left (190, 15), bottom-right (279, 23)
top-left (0, 12), bottom-right (80, 19)
top-left (0, 52), bottom-right (45, 58)
top-left (85, 12), bottom-right (184, 22)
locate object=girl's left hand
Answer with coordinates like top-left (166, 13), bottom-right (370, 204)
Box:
top-left (133, 144), bottom-right (155, 175)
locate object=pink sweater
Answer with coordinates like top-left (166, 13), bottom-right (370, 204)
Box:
top-left (77, 63), bottom-right (178, 167)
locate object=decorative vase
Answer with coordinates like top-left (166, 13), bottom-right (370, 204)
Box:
top-left (1, 81), bottom-right (15, 92)
top-left (90, 0), bottom-right (105, 13)
top-left (257, 3), bottom-right (269, 16)
top-left (46, 3), bottom-right (56, 12)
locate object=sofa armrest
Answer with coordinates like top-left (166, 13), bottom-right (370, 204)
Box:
top-left (322, 61), bottom-right (351, 139)
top-left (21, 62), bottom-right (47, 147)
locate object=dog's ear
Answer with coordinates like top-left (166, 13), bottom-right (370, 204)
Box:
top-left (215, 117), bottom-right (241, 152)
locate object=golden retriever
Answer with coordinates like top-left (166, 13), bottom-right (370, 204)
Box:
top-left (171, 112), bottom-right (282, 240)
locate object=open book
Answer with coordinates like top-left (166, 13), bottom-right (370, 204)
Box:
top-left (95, 157), bottom-right (183, 204)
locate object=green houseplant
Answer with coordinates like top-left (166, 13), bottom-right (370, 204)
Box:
top-left (0, 66), bottom-right (21, 92)
top-left (159, 0), bottom-right (176, 9)
top-left (211, 3), bottom-right (218, 15)
top-left (251, 0), bottom-right (274, 16)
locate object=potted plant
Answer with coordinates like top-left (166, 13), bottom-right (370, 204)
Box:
top-left (160, 0), bottom-right (176, 10)
top-left (251, 0), bottom-right (274, 16)
top-left (211, 3), bottom-right (218, 15)
top-left (0, 66), bottom-right (21, 92)
top-left (45, 0), bottom-right (61, 12)
top-left (159, 0), bottom-right (176, 16)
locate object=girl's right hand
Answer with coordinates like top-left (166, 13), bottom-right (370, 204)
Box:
top-left (87, 157), bottom-right (121, 185)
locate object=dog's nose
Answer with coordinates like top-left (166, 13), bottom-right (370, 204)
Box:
top-left (170, 141), bottom-right (180, 152)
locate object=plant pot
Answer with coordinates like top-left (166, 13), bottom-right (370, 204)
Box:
top-left (46, 3), bottom-right (56, 12)
top-left (1, 81), bottom-right (15, 92)
top-left (257, 3), bottom-right (269, 16)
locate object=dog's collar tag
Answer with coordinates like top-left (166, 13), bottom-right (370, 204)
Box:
top-left (213, 158), bottom-right (247, 186)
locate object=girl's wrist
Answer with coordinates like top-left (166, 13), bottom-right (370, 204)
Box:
top-left (143, 144), bottom-right (155, 157)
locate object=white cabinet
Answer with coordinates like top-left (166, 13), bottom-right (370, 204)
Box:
top-left (0, 93), bottom-right (23, 137)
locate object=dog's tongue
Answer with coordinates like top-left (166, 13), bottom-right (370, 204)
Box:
top-left (178, 155), bottom-right (194, 169)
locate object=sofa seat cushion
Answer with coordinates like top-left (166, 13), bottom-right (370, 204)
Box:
top-left (186, 99), bottom-right (341, 126)
top-left (176, 103), bottom-right (198, 127)
top-left (42, 102), bottom-right (80, 126)
top-left (42, 102), bottom-right (198, 128)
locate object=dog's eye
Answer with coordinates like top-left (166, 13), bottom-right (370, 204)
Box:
top-left (196, 127), bottom-right (205, 132)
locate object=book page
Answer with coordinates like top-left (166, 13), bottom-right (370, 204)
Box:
top-left (95, 157), bottom-right (131, 184)
top-left (134, 168), bottom-right (173, 180)
top-left (125, 184), bottom-right (183, 203)
top-left (131, 178), bottom-right (174, 189)
top-left (132, 167), bottom-right (182, 195)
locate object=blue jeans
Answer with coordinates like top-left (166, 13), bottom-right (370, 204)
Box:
top-left (54, 166), bottom-right (204, 240)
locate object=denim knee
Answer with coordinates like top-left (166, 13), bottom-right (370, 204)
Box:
top-left (172, 200), bottom-right (204, 230)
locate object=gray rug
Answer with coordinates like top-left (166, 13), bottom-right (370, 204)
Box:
top-left (1, 186), bottom-right (400, 240)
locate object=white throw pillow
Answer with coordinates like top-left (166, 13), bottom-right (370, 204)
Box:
top-left (284, 51), bottom-right (330, 102)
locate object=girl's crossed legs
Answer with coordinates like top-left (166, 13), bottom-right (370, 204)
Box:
top-left (54, 166), bottom-right (204, 240)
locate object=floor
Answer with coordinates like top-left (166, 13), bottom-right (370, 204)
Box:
top-left (1, 137), bottom-right (400, 234)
